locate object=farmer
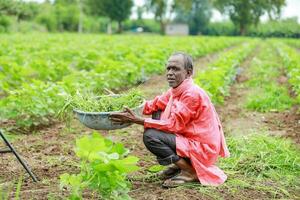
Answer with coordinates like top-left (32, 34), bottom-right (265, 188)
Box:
top-left (110, 52), bottom-right (230, 187)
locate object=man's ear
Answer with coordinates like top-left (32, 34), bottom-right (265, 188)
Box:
top-left (187, 69), bottom-right (193, 77)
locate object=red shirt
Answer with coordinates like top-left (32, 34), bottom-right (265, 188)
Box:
top-left (143, 78), bottom-right (230, 186)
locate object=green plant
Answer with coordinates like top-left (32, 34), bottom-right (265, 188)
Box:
top-left (222, 134), bottom-right (300, 182)
top-left (195, 41), bottom-right (257, 104)
top-left (246, 83), bottom-right (293, 112)
top-left (244, 43), bottom-right (294, 112)
top-left (276, 42), bottom-right (300, 107)
top-left (15, 176), bottom-right (23, 200)
top-left (0, 176), bottom-right (23, 200)
top-left (0, 183), bottom-right (11, 200)
top-left (65, 89), bottom-right (144, 112)
top-left (0, 34), bottom-right (244, 132)
top-left (0, 80), bottom-right (67, 130)
top-left (147, 164), bottom-right (166, 173)
top-left (60, 132), bottom-right (140, 200)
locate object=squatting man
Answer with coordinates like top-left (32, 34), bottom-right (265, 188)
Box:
top-left (110, 52), bottom-right (230, 187)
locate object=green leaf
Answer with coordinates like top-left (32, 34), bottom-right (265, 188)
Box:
top-left (147, 165), bottom-right (166, 173)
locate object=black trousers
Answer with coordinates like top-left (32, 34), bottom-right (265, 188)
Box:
top-left (143, 110), bottom-right (180, 165)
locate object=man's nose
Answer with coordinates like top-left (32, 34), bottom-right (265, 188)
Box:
top-left (167, 69), bottom-right (174, 75)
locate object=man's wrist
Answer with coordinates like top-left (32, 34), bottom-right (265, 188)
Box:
top-left (134, 117), bottom-right (145, 125)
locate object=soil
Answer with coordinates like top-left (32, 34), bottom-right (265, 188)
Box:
top-left (1, 44), bottom-right (299, 200)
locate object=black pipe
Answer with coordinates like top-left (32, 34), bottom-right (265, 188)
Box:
top-left (0, 130), bottom-right (38, 182)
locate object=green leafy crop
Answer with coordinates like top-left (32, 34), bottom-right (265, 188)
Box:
top-left (243, 43), bottom-right (294, 112)
top-left (276, 41), bottom-right (300, 109)
top-left (0, 34), bottom-right (244, 132)
top-left (195, 41), bottom-right (258, 104)
top-left (60, 132), bottom-right (140, 200)
top-left (246, 84), bottom-right (294, 112)
top-left (0, 80), bottom-right (67, 131)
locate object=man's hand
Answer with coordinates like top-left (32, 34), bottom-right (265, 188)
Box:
top-left (109, 107), bottom-right (145, 125)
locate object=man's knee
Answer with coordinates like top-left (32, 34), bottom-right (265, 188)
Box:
top-left (143, 128), bottom-right (160, 146)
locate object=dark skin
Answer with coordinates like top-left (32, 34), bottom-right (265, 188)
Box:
top-left (110, 54), bottom-right (197, 183)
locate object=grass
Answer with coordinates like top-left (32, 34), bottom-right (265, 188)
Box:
top-left (244, 42), bottom-right (294, 112)
top-left (177, 133), bottom-right (300, 199)
top-left (0, 176), bottom-right (23, 200)
top-left (221, 134), bottom-right (299, 180)
top-left (126, 132), bottom-right (300, 199)
top-left (245, 83), bottom-right (294, 112)
top-left (0, 131), bottom-right (23, 142)
top-left (0, 182), bottom-right (10, 200)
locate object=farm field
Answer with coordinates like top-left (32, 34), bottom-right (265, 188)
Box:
top-left (0, 34), bottom-right (299, 200)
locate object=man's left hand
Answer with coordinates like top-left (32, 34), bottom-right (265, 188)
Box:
top-left (109, 107), bottom-right (145, 125)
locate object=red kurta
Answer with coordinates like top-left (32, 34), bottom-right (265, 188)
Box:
top-left (143, 78), bottom-right (230, 186)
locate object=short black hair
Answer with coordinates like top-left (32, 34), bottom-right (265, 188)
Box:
top-left (170, 52), bottom-right (193, 73)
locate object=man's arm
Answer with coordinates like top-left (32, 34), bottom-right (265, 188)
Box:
top-left (144, 92), bottom-right (200, 134)
top-left (109, 91), bottom-right (173, 126)
top-left (143, 90), bottom-right (171, 115)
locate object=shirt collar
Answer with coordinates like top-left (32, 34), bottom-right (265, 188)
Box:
top-left (171, 78), bottom-right (193, 97)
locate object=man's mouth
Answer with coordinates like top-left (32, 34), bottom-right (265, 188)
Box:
top-left (167, 78), bottom-right (175, 82)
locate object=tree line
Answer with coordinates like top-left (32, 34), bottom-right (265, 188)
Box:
top-left (0, 0), bottom-right (299, 37)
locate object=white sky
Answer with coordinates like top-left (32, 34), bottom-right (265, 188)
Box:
top-left (25, 0), bottom-right (300, 22)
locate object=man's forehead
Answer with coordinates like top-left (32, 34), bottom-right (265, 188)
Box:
top-left (167, 54), bottom-right (185, 65)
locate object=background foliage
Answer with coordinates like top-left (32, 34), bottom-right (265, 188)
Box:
top-left (0, 0), bottom-right (299, 37)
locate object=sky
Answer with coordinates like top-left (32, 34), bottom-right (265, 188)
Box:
top-left (25, 0), bottom-right (300, 22)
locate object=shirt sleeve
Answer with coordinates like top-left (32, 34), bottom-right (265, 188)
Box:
top-left (144, 92), bottom-right (200, 133)
top-left (143, 90), bottom-right (171, 115)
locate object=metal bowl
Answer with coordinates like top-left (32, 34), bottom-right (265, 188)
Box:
top-left (73, 102), bottom-right (144, 130)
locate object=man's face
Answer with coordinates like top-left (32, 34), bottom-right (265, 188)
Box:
top-left (166, 54), bottom-right (190, 88)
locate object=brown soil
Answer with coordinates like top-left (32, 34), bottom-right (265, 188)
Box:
top-left (1, 43), bottom-right (299, 199)
top-left (217, 46), bottom-right (265, 137)
top-left (273, 68), bottom-right (300, 143)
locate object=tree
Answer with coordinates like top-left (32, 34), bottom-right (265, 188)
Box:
top-left (0, 0), bottom-right (40, 22)
top-left (16, 2), bottom-right (40, 21)
top-left (174, 0), bottom-right (212, 35)
top-left (36, 2), bottom-right (57, 32)
top-left (136, 6), bottom-right (144, 21)
top-left (54, 0), bottom-right (86, 32)
top-left (145, 0), bottom-right (168, 34)
top-left (88, 0), bottom-right (133, 33)
top-left (0, 0), bottom-right (17, 16)
top-left (265, 0), bottom-right (286, 20)
top-left (214, 0), bottom-right (286, 35)
top-left (145, 0), bottom-right (193, 34)
top-left (54, 0), bottom-right (80, 31)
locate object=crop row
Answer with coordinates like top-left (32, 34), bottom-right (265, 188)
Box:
top-left (276, 42), bottom-right (300, 104)
top-left (282, 38), bottom-right (300, 49)
top-left (0, 34), bottom-right (244, 93)
top-left (244, 42), bottom-right (293, 112)
top-left (0, 34), bottom-right (246, 131)
top-left (195, 40), bottom-right (258, 104)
